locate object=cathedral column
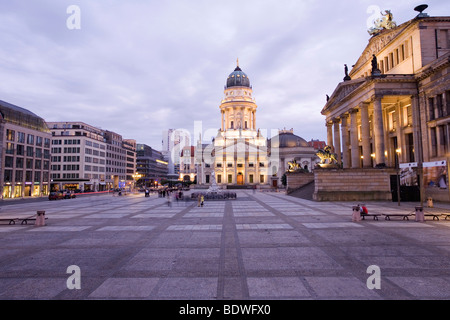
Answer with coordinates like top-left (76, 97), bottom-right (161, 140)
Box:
top-left (253, 111), bottom-right (256, 130)
top-left (372, 96), bottom-right (386, 165)
top-left (221, 111), bottom-right (224, 131)
top-left (340, 114), bottom-right (350, 169)
top-left (333, 118), bottom-right (342, 165)
top-left (350, 109), bottom-right (360, 168)
top-left (360, 102), bottom-right (372, 168)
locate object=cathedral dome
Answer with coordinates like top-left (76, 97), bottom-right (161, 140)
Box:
top-left (270, 131), bottom-right (309, 148)
top-left (226, 65), bottom-right (251, 89)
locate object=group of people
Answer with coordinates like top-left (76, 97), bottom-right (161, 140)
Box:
top-left (197, 195), bottom-right (205, 207)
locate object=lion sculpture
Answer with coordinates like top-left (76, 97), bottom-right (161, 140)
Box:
top-left (316, 146), bottom-right (338, 165)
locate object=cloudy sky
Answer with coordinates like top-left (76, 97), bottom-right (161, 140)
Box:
top-left (0, 0), bottom-right (448, 149)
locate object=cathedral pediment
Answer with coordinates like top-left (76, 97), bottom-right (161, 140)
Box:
top-left (214, 139), bottom-right (267, 155)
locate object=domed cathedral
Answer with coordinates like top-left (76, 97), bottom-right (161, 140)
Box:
top-left (196, 60), bottom-right (270, 188)
top-left (268, 128), bottom-right (319, 188)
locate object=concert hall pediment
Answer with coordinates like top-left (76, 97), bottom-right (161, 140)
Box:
top-left (321, 78), bottom-right (366, 114)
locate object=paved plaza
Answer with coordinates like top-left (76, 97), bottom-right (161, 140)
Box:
top-left (1, 190), bottom-right (450, 300)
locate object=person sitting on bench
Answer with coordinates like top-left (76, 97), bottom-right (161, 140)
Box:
top-left (359, 205), bottom-right (368, 215)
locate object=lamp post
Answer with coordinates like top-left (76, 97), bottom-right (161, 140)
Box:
top-left (132, 172), bottom-right (142, 193)
top-left (395, 148), bottom-right (401, 206)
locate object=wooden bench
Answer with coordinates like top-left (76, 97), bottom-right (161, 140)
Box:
top-left (383, 213), bottom-right (412, 221)
top-left (0, 214), bottom-right (47, 225)
top-left (361, 213), bottom-right (381, 221)
top-left (0, 216), bottom-right (20, 225)
top-left (424, 213), bottom-right (440, 221)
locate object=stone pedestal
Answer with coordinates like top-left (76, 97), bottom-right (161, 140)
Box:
top-left (415, 206), bottom-right (424, 222)
top-left (352, 206), bottom-right (361, 222)
top-left (35, 211), bottom-right (46, 226)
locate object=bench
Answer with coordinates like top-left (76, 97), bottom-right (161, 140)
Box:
top-left (0, 214), bottom-right (47, 225)
top-left (0, 216), bottom-right (20, 225)
top-left (424, 213), bottom-right (440, 221)
top-left (361, 213), bottom-right (381, 221)
top-left (383, 213), bottom-right (412, 221)
top-left (19, 215), bottom-right (48, 225)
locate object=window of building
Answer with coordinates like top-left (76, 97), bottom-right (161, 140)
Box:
top-left (388, 110), bottom-right (396, 132)
top-left (4, 170), bottom-right (13, 182)
top-left (6, 129), bottom-right (15, 141)
top-left (228, 174), bottom-right (232, 184)
top-left (16, 145), bottom-right (24, 156)
top-left (25, 171), bottom-right (33, 182)
top-left (217, 174), bottom-right (222, 183)
top-left (26, 159), bottom-right (33, 169)
top-left (428, 97), bottom-right (435, 120)
top-left (403, 104), bottom-right (412, 126)
top-left (227, 163), bottom-right (233, 167)
top-left (260, 175), bottom-right (265, 183)
top-left (6, 142), bottom-right (14, 155)
top-left (17, 132), bottom-right (25, 143)
top-left (430, 127), bottom-right (437, 157)
top-left (206, 175), bottom-right (210, 184)
top-left (436, 94), bottom-right (444, 118)
top-left (249, 174), bottom-right (254, 183)
top-left (15, 170), bottom-right (23, 182)
top-left (27, 134), bottom-right (34, 145)
top-left (36, 136), bottom-right (43, 146)
top-left (16, 157), bottom-right (24, 169)
top-left (26, 146), bottom-right (33, 157)
top-left (5, 156), bottom-right (14, 168)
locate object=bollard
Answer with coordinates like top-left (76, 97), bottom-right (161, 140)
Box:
top-left (415, 206), bottom-right (424, 222)
top-left (35, 211), bottom-right (46, 226)
top-left (352, 206), bottom-right (361, 222)
top-left (427, 197), bottom-right (433, 208)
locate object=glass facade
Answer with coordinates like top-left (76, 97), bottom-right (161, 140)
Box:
top-left (1, 101), bottom-right (52, 199)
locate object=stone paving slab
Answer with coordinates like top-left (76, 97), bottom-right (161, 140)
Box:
top-left (1, 191), bottom-right (450, 300)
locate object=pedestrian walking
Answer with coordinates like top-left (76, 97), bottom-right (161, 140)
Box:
top-left (200, 195), bottom-right (204, 207)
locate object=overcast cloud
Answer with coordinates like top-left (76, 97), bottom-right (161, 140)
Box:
top-left (0, 0), bottom-right (448, 149)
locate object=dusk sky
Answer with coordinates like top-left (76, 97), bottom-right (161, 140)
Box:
top-left (0, 0), bottom-right (448, 149)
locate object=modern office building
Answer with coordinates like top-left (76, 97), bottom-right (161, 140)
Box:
top-left (162, 128), bottom-right (190, 178)
top-left (1, 100), bottom-right (52, 199)
top-left (123, 139), bottom-right (137, 188)
top-left (136, 143), bottom-right (168, 188)
top-left (48, 121), bottom-right (107, 192)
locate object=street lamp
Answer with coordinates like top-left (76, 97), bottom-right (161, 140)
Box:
top-left (132, 172), bottom-right (143, 192)
top-left (395, 148), bottom-right (401, 206)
